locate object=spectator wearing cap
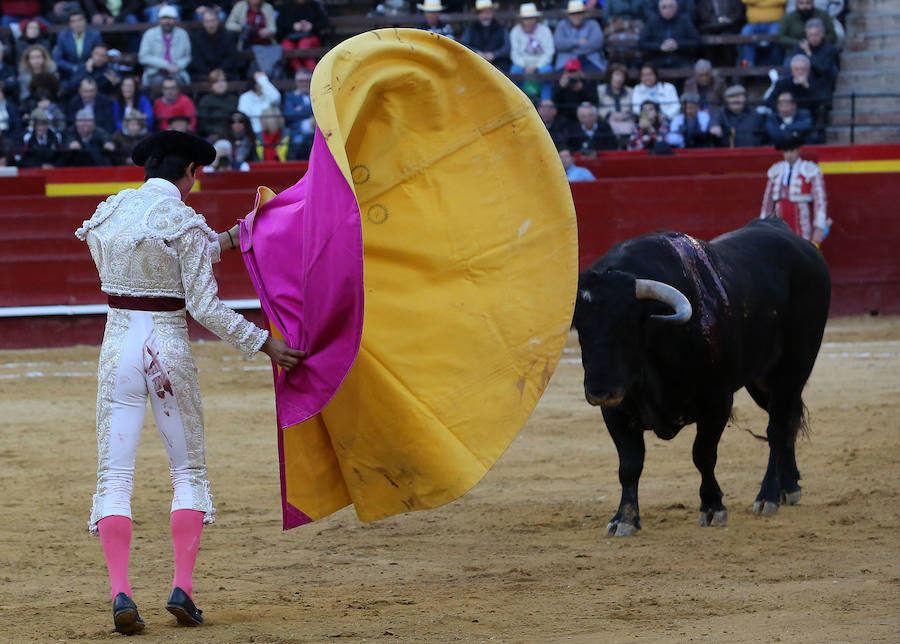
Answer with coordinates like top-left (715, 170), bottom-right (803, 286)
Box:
top-left (777, 0), bottom-right (836, 52)
top-left (510, 3), bottom-right (555, 101)
top-left (553, 0), bottom-right (606, 73)
top-left (153, 77), bottom-right (197, 131)
top-left (62, 106), bottom-right (113, 165)
top-left (764, 90), bottom-right (812, 145)
top-left (537, 98), bottom-right (573, 147)
top-left (415, 0), bottom-right (455, 39)
top-left (631, 63), bottom-right (679, 120)
top-left (19, 107), bottom-right (62, 167)
top-left (460, 0), bottom-right (511, 72)
top-left (639, 0), bottom-right (700, 69)
top-left (552, 58), bottom-right (596, 121)
top-left (570, 101), bottom-right (617, 153)
top-left (597, 62), bottom-right (635, 138)
top-left (197, 69), bottom-right (237, 138)
top-left (189, 9), bottom-right (240, 81)
top-left (760, 131), bottom-right (828, 244)
top-left (666, 92), bottom-right (712, 148)
top-left (791, 17), bottom-right (838, 90)
top-left (277, 0), bottom-right (330, 73)
top-left (52, 10), bottom-right (103, 80)
top-left (110, 110), bottom-right (148, 165)
top-left (681, 59), bottom-right (726, 111)
top-left (739, 0), bottom-right (786, 67)
top-left (558, 145), bottom-right (596, 182)
top-left (709, 84), bottom-right (763, 147)
top-left (203, 137), bottom-right (251, 172)
top-left (66, 76), bottom-right (116, 133)
top-left (139, 6), bottom-right (192, 86)
top-left (68, 44), bottom-right (122, 96)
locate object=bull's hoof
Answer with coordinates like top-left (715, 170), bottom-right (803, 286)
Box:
top-left (780, 489), bottom-right (802, 505)
top-left (752, 500), bottom-right (779, 515)
top-left (606, 520), bottom-right (639, 537)
top-left (699, 509), bottom-right (728, 527)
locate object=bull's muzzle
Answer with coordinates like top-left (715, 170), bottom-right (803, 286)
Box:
top-left (585, 389), bottom-right (625, 407)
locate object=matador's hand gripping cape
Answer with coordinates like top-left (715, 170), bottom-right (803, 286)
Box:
top-left (240, 29), bottom-right (579, 529)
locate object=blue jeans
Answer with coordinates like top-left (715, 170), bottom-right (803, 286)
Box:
top-left (740, 22), bottom-right (782, 66)
top-left (510, 63), bottom-right (554, 101)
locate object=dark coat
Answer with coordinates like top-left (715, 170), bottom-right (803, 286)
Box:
top-left (61, 127), bottom-right (112, 166)
top-left (460, 20), bottom-right (511, 71)
top-left (52, 28), bottom-right (104, 77)
top-left (792, 41), bottom-right (839, 89)
top-left (711, 106), bottom-right (762, 147)
top-left (196, 92), bottom-right (238, 138)
top-left (552, 78), bottom-right (598, 121)
top-left (638, 13), bottom-right (700, 68)
top-left (543, 113), bottom-right (573, 147)
top-left (110, 129), bottom-right (146, 165)
top-left (66, 93), bottom-right (116, 133)
top-left (764, 108), bottom-right (813, 145)
top-left (275, 1), bottom-right (330, 41)
top-left (695, 0), bottom-right (744, 33)
top-left (81, 0), bottom-right (141, 21)
top-left (0, 98), bottom-right (21, 135)
top-left (569, 119), bottom-right (618, 152)
top-left (189, 28), bottom-right (241, 80)
top-left (19, 127), bottom-right (62, 167)
top-left (768, 77), bottom-right (830, 121)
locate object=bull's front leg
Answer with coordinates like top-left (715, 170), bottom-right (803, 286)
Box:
top-left (602, 407), bottom-right (645, 536)
top-left (693, 397), bottom-right (732, 527)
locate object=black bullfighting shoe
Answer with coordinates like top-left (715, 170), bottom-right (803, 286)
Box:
top-left (166, 587), bottom-right (203, 626)
top-left (112, 592), bottom-right (145, 635)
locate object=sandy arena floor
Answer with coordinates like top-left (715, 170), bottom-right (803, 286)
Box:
top-left (0, 315), bottom-right (897, 642)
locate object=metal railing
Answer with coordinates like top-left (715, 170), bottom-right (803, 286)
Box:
top-left (828, 92), bottom-right (900, 144)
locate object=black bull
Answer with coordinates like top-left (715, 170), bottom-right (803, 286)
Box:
top-left (572, 219), bottom-right (830, 536)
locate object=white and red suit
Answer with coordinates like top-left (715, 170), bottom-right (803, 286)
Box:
top-left (760, 158), bottom-right (828, 241)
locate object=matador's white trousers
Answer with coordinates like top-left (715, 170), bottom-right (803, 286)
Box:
top-left (89, 307), bottom-right (215, 534)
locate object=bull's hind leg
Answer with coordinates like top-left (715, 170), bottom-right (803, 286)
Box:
top-left (694, 397), bottom-right (731, 527)
top-left (753, 387), bottom-right (804, 515)
top-left (746, 382), bottom-right (801, 505)
top-left (602, 407), bottom-right (644, 536)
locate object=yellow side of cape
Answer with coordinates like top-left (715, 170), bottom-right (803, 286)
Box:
top-left (282, 29), bottom-right (578, 523)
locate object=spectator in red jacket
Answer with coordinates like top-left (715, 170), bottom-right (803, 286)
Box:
top-left (152, 77), bottom-right (196, 131)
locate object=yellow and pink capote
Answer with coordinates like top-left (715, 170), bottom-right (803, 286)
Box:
top-left (246, 28), bottom-right (578, 528)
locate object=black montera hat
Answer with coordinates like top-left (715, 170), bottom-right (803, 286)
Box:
top-left (132, 130), bottom-right (216, 167)
top-left (774, 131), bottom-right (804, 151)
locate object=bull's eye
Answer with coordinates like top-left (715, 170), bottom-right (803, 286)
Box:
top-left (580, 290), bottom-right (593, 303)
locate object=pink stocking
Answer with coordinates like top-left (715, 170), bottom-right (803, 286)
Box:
top-left (170, 509), bottom-right (204, 598)
top-left (97, 515), bottom-right (133, 600)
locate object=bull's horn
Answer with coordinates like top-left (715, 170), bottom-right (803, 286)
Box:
top-left (634, 279), bottom-right (692, 324)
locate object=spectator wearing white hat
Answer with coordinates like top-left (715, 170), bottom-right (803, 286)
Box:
top-left (138, 5), bottom-right (192, 86)
top-left (553, 0), bottom-right (606, 72)
top-left (460, 0), bottom-right (510, 71)
top-left (510, 3), bottom-right (555, 101)
top-left (416, 0), bottom-right (455, 39)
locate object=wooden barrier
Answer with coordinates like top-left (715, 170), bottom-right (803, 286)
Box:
top-left (1, 147), bottom-right (898, 348)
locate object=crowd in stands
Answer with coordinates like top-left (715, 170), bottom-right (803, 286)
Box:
top-left (0, 0), bottom-right (845, 168)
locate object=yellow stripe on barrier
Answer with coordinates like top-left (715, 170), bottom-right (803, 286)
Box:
top-left (46, 180), bottom-right (202, 197)
top-left (820, 160), bottom-right (900, 174)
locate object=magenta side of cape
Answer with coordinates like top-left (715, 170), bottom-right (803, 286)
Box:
top-left (239, 128), bottom-right (365, 530)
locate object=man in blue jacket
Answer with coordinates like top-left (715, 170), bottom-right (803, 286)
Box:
top-left (52, 10), bottom-right (104, 80)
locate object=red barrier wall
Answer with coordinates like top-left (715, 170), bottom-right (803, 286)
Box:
top-left (2, 154), bottom-right (898, 348)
